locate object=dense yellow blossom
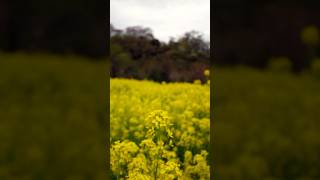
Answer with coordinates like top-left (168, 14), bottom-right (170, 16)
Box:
top-left (110, 78), bottom-right (210, 179)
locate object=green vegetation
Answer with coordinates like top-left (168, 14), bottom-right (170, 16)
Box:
top-left (0, 53), bottom-right (108, 179)
top-left (110, 25), bottom-right (210, 82)
top-left (213, 66), bottom-right (320, 179)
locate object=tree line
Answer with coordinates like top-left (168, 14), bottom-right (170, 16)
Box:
top-left (214, 0), bottom-right (320, 73)
top-left (110, 24), bottom-right (210, 82)
top-left (0, 0), bottom-right (107, 58)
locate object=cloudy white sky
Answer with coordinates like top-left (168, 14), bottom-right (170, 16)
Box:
top-left (110, 0), bottom-right (210, 42)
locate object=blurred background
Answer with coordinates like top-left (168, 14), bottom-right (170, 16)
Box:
top-left (213, 0), bottom-right (320, 179)
top-left (0, 0), bottom-right (106, 57)
top-left (0, 0), bottom-right (108, 179)
top-left (214, 0), bottom-right (320, 73)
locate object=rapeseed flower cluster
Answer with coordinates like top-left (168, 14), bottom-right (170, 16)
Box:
top-left (110, 78), bottom-right (210, 179)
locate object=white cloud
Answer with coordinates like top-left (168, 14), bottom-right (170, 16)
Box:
top-left (111, 0), bottom-right (210, 42)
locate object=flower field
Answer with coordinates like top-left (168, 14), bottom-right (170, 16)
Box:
top-left (0, 53), bottom-right (108, 179)
top-left (110, 78), bottom-right (210, 179)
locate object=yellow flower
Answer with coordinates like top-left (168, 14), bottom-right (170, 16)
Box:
top-left (194, 79), bottom-right (201, 84)
top-left (204, 69), bottom-right (210, 76)
top-left (301, 25), bottom-right (319, 46)
top-left (110, 78), bottom-right (210, 178)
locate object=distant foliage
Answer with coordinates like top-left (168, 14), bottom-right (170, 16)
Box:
top-left (110, 24), bottom-right (210, 82)
top-left (1, 0), bottom-right (106, 57)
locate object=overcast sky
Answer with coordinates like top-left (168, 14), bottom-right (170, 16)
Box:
top-left (110, 0), bottom-right (210, 42)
